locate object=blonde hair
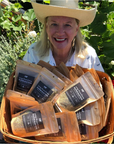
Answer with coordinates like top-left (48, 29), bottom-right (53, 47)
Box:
top-left (34, 21), bottom-right (49, 57)
top-left (34, 18), bottom-right (88, 58)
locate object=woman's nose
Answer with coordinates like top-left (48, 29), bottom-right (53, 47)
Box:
top-left (56, 26), bottom-right (65, 35)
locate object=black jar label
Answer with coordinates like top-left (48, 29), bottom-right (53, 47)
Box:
top-left (79, 124), bottom-right (87, 135)
top-left (16, 73), bottom-right (34, 92)
top-left (45, 118), bottom-right (63, 137)
top-left (55, 118), bottom-right (63, 137)
top-left (31, 81), bottom-right (53, 103)
top-left (22, 110), bottom-right (44, 133)
top-left (76, 108), bottom-right (86, 121)
top-left (65, 82), bottom-right (89, 107)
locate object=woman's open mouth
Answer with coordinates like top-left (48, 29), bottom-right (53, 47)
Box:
top-left (54, 38), bottom-right (66, 42)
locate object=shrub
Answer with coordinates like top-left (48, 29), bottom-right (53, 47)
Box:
top-left (0, 1), bottom-right (41, 100)
top-left (80, 1), bottom-right (114, 79)
top-left (0, 32), bottom-right (39, 101)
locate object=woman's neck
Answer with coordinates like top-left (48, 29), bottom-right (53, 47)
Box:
top-left (53, 50), bottom-right (71, 66)
top-left (54, 56), bottom-right (67, 65)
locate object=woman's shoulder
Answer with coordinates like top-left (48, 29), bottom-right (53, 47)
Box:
top-left (28, 42), bottom-right (37, 50)
top-left (23, 42), bottom-right (38, 64)
top-left (83, 42), bottom-right (97, 57)
top-left (23, 42), bottom-right (50, 64)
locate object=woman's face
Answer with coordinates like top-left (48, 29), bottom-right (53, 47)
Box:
top-left (46, 16), bottom-right (79, 55)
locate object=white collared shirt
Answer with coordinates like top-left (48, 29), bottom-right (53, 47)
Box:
top-left (23, 42), bottom-right (104, 72)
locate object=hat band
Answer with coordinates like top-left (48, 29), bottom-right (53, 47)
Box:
top-left (50, 0), bottom-right (79, 9)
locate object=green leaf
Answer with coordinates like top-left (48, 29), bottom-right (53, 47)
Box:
top-left (107, 11), bottom-right (114, 19)
top-left (90, 13), bottom-right (107, 34)
top-left (112, 72), bottom-right (114, 77)
top-left (86, 36), bottom-right (101, 53)
top-left (19, 50), bottom-right (27, 59)
top-left (13, 3), bottom-right (23, 9)
top-left (43, 0), bottom-right (50, 4)
top-left (102, 42), bottom-right (114, 58)
top-left (101, 56), bottom-right (112, 64)
top-left (5, 3), bottom-right (20, 12)
top-left (8, 3), bottom-right (22, 12)
top-left (22, 9), bottom-right (36, 21)
top-left (97, 1), bottom-right (110, 13)
top-left (22, 0), bottom-right (30, 2)
top-left (1, 20), bottom-right (11, 30)
top-left (12, 14), bottom-right (22, 22)
top-left (0, 5), bottom-right (3, 17)
top-left (107, 24), bottom-right (112, 31)
top-left (110, 33), bottom-right (114, 43)
top-left (11, 25), bottom-right (22, 31)
top-left (81, 28), bottom-right (91, 39)
top-left (108, 2), bottom-right (114, 12)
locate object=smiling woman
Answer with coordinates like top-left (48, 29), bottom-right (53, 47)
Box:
top-left (23, 0), bottom-right (104, 72)
top-left (45, 16), bottom-right (79, 65)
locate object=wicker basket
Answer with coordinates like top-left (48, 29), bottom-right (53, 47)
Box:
top-left (0, 68), bottom-right (114, 144)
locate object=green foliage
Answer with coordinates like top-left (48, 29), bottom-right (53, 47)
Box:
top-left (22, 0), bottom-right (30, 2)
top-left (22, 9), bottom-right (36, 22)
top-left (0, 1), bottom-right (41, 101)
top-left (43, 0), bottom-right (50, 4)
top-left (80, 1), bottom-right (114, 79)
top-left (0, 33), bottom-right (39, 101)
top-left (0, 3), bottom-right (39, 38)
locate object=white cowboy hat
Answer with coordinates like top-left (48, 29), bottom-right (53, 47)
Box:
top-left (31, 0), bottom-right (97, 27)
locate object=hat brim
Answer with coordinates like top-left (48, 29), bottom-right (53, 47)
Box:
top-left (31, 2), bottom-right (97, 27)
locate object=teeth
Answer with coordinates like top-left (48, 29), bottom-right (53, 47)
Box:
top-left (56, 38), bottom-right (65, 41)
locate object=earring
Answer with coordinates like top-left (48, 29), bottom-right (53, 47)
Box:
top-left (72, 36), bottom-right (76, 50)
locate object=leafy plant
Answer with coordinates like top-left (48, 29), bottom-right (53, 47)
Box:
top-left (0, 2), bottom-right (40, 38)
top-left (0, 0), bottom-right (42, 100)
top-left (0, 32), bottom-right (39, 101)
top-left (80, 1), bottom-right (114, 79)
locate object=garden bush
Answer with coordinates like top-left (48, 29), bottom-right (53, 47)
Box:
top-left (80, 1), bottom-right (114, 79)
top-left (0, 32), bottom-right (39, 101)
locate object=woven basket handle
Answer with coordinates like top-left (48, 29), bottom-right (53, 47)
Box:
top-left (107, 136), bottom-right (113, 144)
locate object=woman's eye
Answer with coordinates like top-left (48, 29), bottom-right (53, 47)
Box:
top-left (65, 24), bottom-right (71, 27)
top-left (51, 23), bottom-right (57, 26)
